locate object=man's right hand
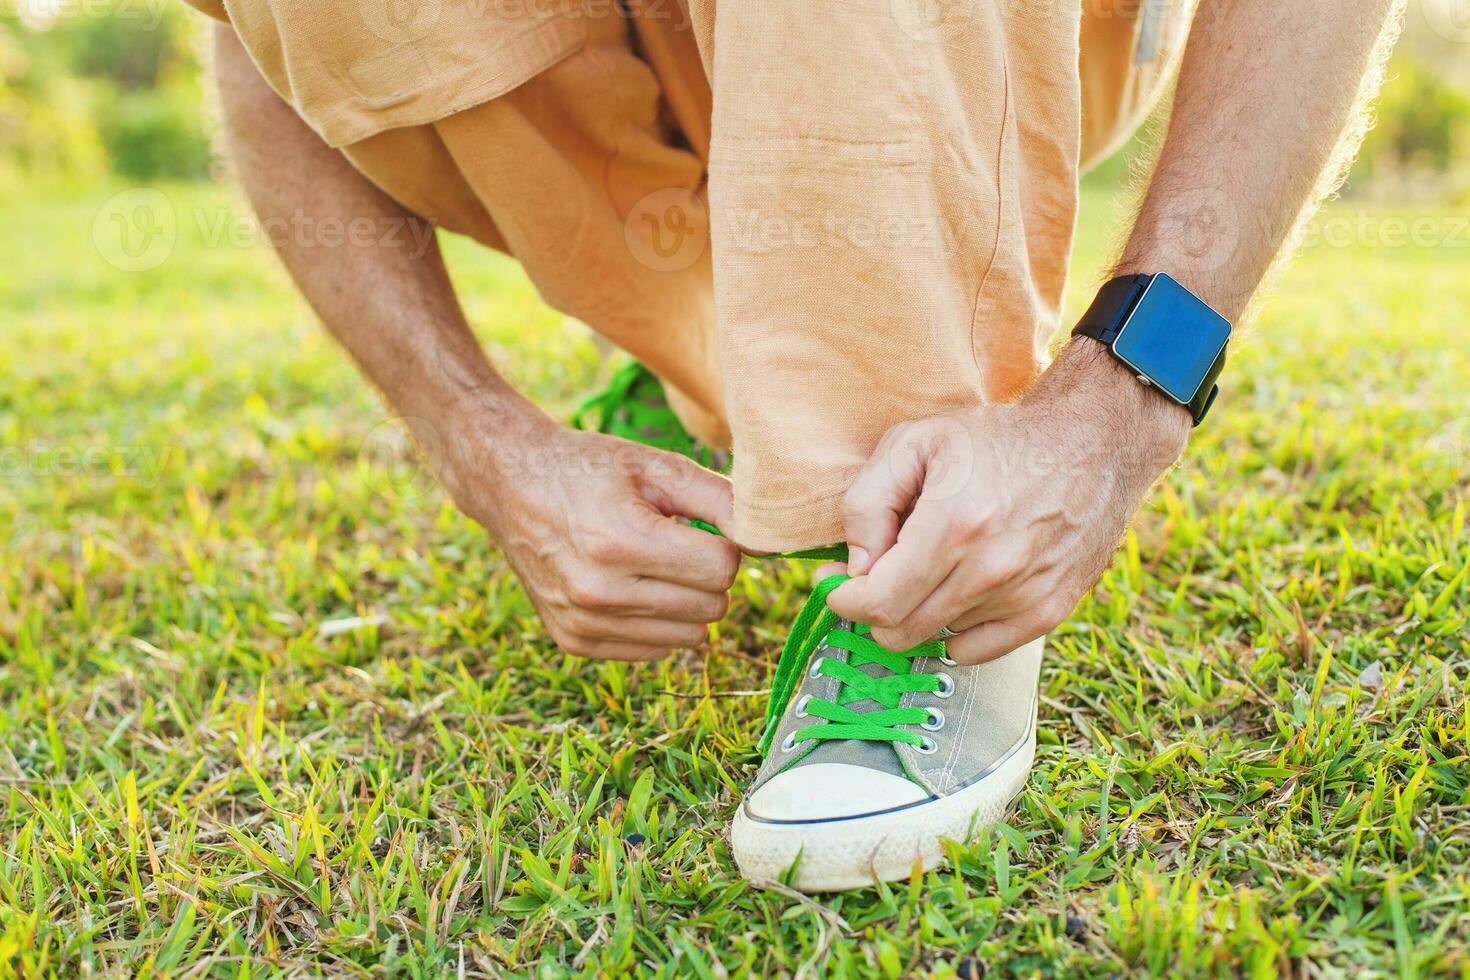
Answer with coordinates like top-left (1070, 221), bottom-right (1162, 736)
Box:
top-left (448, 424), bottom-right (743, 661)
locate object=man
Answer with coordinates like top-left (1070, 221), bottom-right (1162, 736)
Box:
top-left (194, 0), bottom-right (1400, 890)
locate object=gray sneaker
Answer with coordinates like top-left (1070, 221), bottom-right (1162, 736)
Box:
top-left (731, 579), bottom-right (1043, 892)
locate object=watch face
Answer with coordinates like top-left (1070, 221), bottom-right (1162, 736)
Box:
top-left (1112, 274), bottom-right (1231, 404)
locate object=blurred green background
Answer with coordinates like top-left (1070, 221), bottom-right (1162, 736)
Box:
top-left (3, 0), bottom-right (1469, 197)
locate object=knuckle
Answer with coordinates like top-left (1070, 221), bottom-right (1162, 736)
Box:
top-left (584, 530), bottom-right (632, 565)
top-left (952, 510), bottom-right (986, 541)
top-left (994, 556), bottom-right (1026, 584)
top-left (1037, 595), bottom-right (1075, 630)
top-left (550, 551), bottom-right (582, 582)
top-left (990, 539), bottom-right (1029, 580)
top-left (840, 486), bottom-right (874, 521)
top-left (550, 627), bottom-right (590, 656)
top-left (561, 607), bottom-right (602, 636)
top-left (884, 419), bottom-right (919, 444)
top-left (866, 601), bottom-right (901, 630)
top-left (563, 577), bottom-right (595, 607)
top-left (972, 560), bottom-right (1009, 593)
top-left (565, 576), bottom-right (614, 611)
top-left (580, 639), bottom-right (616, 660)
top-left (872, 626), bottom-right (915, 652)
top-left (715, 548), bottom-right (742, 586)
top-left (700, 592), bottom-right (731, 622)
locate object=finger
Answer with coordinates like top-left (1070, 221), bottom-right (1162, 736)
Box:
top-left (826, 502), bottom-right (959, 640)
top-left (867, 564), bottom-right (973, 651)
top-left (637, 451), bottom-right (735, 532)
top-left (621, 578), bottom-right (731, 624)
top-left (840, 424), bottom-right (929, 576)
top-left (591, 491), bottom-right (740, 591)
top-left (880, 556), bottom-right (1032, 647)
top-left (946, 563), bottom-right (1060, 633)
top-left (949, 598), bottom-right (1024, 633)
top-left (814, 561), bottom-right (848, 581)
top-left (579, 615), bottom-right (711, 650)
top-left (560, 639), bottom-right (678, 663)
top-left (623, 509), bottom-right (743, 591)
top-left (944, 616), bottom-right (1048, 666)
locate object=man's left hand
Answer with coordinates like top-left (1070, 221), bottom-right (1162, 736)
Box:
top-left (825, 340), bottom-right (1192, 664)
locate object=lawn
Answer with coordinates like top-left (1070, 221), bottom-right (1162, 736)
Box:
top-left (1, 173), bottom-right (1468, 977)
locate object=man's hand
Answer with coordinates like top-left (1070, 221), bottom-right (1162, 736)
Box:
top-left (447, 423), bottom-right (742, 661)
top-left (216, 24), bottom-right (740, 662)
top-left (826, 0), bottom-right (1400, 663)
top-left (825, 341), bottom-right (1189, 664)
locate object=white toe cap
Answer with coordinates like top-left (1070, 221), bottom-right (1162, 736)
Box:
top-left (744, 763), bottom-right (930, 822)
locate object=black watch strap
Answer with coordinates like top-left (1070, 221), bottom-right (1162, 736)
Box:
top-left (1071, 273), bottom-right (1222, 427)
top-left (1071, 273), bottom-right (1151, 346)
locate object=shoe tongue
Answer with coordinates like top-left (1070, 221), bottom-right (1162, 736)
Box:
top-left (787, 624), bottom-right (910, 780)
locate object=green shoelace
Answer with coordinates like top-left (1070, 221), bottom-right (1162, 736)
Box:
top-left (760, 576), bottom-right (945, 754)
top-left (688, 521), bottom-right (946, 755)
top-left (583, 367), bottom-right (943, 752)
top-left (572, 359), bottom-right (723, 469)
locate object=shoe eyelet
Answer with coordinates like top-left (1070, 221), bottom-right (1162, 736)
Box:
top-left (922, 707), bottom-right (945, 732)
top-left (780, 731), bottom-right (799, 753)
top-left (916, 735), bottom-right (938, 754)
top-left (940, 656), bottom-right (957, 667)
top-left (807, 656), bottom-right (826, 679)
top-left (935, 672), bottom-right (955, 699)
top-left (794, 695), bottom-right (812, 718)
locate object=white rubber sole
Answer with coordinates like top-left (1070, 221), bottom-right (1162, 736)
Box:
top-left (730, 728), bottom-right (1036, 892)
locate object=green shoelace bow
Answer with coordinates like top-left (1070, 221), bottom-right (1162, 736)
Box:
top-left (572, 359), bottom-right (722, 469)
top-left (688, 521), bottom-right (945, 755)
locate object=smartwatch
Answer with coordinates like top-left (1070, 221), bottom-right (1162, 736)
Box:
top-left (1071, 272), bottom-right (1232, 426)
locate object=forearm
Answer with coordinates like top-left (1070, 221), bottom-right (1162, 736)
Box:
top-left (833, 1), bottom-right (1404, 656)
top-left (212, 25), bottom-right (552, 499)
top-left (1117, 0), bottom-right (1402, 321)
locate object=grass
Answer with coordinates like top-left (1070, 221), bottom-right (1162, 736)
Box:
top-left (1, 170), bottom-right (1468, 977)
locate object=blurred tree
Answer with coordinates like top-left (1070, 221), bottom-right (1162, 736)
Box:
top-left (1, 2), bottom-right (1466, 194)
top-left (1362, 56), bottom-right (1470, 177)
top-left (1, 2), bottom-right (208, 184)
top-left (98, 82), bottom-right (211, 180)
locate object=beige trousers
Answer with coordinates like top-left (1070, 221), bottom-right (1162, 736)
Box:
top-left (194, 0), bottom-right (1185, 552)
